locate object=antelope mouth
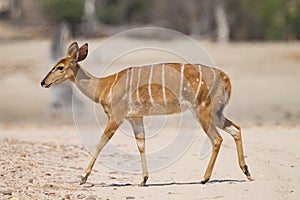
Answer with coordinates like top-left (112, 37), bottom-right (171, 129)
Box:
top-left (41, 81), bottom-right (53, 88)
top-left (44, 83), bottom-right (53, 88)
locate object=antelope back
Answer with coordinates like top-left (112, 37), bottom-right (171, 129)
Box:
top-left (105, 63), bottom-right (229, 118)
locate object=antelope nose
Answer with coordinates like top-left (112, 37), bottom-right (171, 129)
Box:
top-left (41, 80), bottom-right (45, 87)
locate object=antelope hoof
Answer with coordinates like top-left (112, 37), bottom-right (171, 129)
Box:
top-left (80, 173), bottom-right (90, 185)
top-left (247, 176), bottom-right (255, 182)
top-left (242, 165), bottom-right (254, 181)
top-left (200, 178), bottom-right (209, 184)
top-left (139, 176), bottom-right (148, 187)
top-left (243, 165), bottom-right (252, 177)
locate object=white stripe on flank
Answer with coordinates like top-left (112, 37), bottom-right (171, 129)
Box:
top-left (194, 64), bottom-right (202, 101)
top-left (125, 69), bottom-right (129, 96)
top-left (179, 64), bottom-right (185, 102)
top-left (136, 67), bottom-right (142, 104)
top-left (148, 65), bottom-right (155, 105)
top-left (129, 68), bottom-right (134, 105)
top-left (109, 73), bottom-right (119, 101)
top-left (208, 67), bottom-right (216, 96)
top-left (161, 64), bottom-right (167, 106)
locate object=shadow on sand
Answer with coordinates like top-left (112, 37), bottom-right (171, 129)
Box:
top-left (83, 179), bottom-right (246, 188)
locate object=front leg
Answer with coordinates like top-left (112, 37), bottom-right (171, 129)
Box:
top-left (129, 117), bottom-right (149, 186)
top-left (80, 118), bottom-right (122, 185)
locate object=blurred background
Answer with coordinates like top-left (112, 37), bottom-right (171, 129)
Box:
top-left (0, 0), bottom-right (299, 126)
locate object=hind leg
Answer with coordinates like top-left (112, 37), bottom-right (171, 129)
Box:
top-left (200, 127), bottom-right (223, 184)
top-left (220, 118), bottom-right (254, 181)
top-left (195, 106), bottom-right (223, 184)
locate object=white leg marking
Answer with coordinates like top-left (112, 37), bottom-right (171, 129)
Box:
top-left (179, 64), bottom-right (185, 102)
top-left (136, 67), bottom-right (142, 104)
top-left (224, 125), bottom-right (239, 137)
top-left (148, 65), bottom-right (155, 106)
top-left (194, 64), bottom-right (202, 101)
top-left (109, 73), bottom-right (119, 101)
top-left (161, 64), bottom-right (167, 106)
top-left (136, 135), bottom-right (145, 150)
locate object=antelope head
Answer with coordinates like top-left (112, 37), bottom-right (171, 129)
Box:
top-left (41, 42), bottom-right (88, 88)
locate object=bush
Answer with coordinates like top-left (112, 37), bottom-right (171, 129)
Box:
top-left (40, 0), bottom-right (84, 26)
top-left (96, 0), bottom-right (148, 25)
top-left (235, 0), bottom-right (300, 40)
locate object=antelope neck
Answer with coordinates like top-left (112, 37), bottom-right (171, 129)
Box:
top-left (71, 64), bottom-right (102, 103)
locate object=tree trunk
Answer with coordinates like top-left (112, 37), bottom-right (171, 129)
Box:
top-left (81, 0), bottom-right (97, 37)
top-left (215, 0), bottom-right (230, 42)
top-left (49, 22), bottom-right (83, 116)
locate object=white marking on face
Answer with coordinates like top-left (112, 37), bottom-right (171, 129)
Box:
top-left (161, 64), bottom-right (167, 106)
top-left (109, 73), bottom-right (119, 101)
top-left (194, 65), bottom-right (202, 101)
top-left (148, 65), bottom-right (155, 106)
top-left (136, 67), bottom-right (142, 104)
top-left (179, 64), bottom-right (185, 102)
top-left (201, 102), bottom-right (206, 107)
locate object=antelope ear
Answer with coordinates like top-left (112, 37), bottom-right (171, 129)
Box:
top-left (77, 43), bottom-right (88, 62)
top-left (67, 42), bottom-right (79, 59)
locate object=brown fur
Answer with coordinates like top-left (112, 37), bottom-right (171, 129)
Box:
top-left (41, 42), bottom-right (253, 186)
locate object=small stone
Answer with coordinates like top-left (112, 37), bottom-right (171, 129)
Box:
top-left (28, 178), bottom-right (33, 184)
top-left (1, 188), bottom-right (13, 195)
top-left (20, 153), bottom-right (26, 157)
top-left (63, 194), bottom-right (71, 199)
top-left (77, 194), bottom-right (86, 199)
top-left (86, 195), bottom-right (97, 200)
top-left (44, 191), bottom-right (56, 196)
top-left (126, 196), bottom-right (135, 199)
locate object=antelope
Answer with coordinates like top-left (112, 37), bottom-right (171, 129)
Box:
top-left (41, 42), bottom-right (253, 186)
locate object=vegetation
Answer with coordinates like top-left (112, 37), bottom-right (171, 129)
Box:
top-left (235, 0), bottom-right (300, 40)
top-left (25, 0), bottom-right (300, 40)
top-left (40, 0), bottom-right (84, 27)
top-left (96, 0), bottom-right (148, 24)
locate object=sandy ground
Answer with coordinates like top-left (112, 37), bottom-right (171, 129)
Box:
top-left (0, 125), bottom-right (299, 199)
top-left (0, 38), bottom-right (300, 199)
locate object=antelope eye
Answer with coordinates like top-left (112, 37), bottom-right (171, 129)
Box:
top-left (57, 66), bottom-right (64, 70)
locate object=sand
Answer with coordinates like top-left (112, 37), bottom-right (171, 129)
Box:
top-left (0, 38), bottom-right (299, 199)
top-left (0, 125), bottom-right (299, 199)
